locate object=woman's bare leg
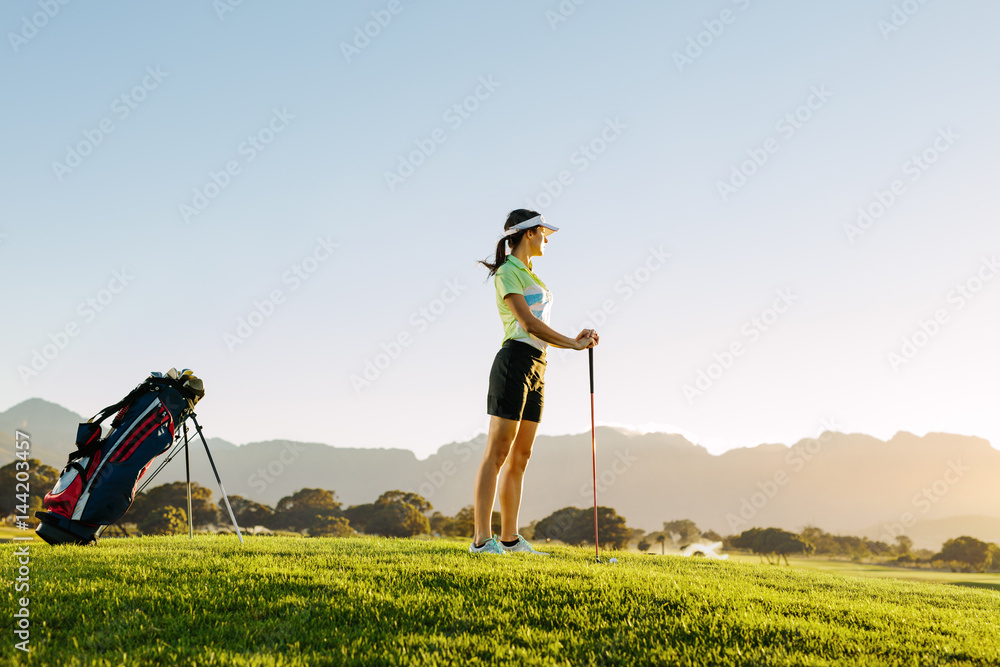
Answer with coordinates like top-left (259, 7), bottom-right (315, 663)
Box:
top-left (473, 415), bottom-right (519, 545)
top-left (497, 418), bottom-right (539, 542)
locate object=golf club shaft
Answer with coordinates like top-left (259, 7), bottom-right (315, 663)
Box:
top-left (192, 415), bottom-right (244, 544)
top-left (590, 347), bottom-right (598, 561)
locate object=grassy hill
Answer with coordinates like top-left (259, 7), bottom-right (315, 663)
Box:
top-left (3, 536), bottom-right (999, 666)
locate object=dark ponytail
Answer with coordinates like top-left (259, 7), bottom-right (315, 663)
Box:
top-left (478, 209), bottom-right (541, 277)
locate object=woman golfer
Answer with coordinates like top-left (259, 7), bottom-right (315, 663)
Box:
top-left (470, 209), bottom-right (599, 555)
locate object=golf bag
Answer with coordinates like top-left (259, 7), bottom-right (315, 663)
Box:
top-left (35, 369), bottom-right (205, 546)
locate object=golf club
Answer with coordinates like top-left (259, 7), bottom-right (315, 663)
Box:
top-left (590, 345), bottom-right (600, 563)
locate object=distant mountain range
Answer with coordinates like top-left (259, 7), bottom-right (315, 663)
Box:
top-left (3, 398), bottom-right (999, 550)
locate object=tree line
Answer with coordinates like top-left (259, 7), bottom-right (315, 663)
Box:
top-left (723, 525), bottom-right (1000, 573)
top-left (127, 481), bottom-right (638, 549)
top-left (3, 460), bottom-right (998, 570)
top-left (0, 459), bottom-right (640, 548)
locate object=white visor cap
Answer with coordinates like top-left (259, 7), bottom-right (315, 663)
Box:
top-left (502, 215), bottom-right (559, 237)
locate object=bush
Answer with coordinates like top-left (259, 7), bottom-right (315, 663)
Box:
top-left (933, 536), bottom-right (996, 573)
top-left (271, 489), bottom-right (342, 532)
top-left (310, 515), bottom-right (353, 538)
top-left (366, 503), bottom-right (429, 538)
top-left (223, 495), bottom-right (274, 529)
top-left (139, 506), bottom-right (187, 536)
top-left (131, 482), bottom-right (218, 528)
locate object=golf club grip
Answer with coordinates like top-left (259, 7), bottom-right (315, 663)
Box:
top-left (588, 347), bottom-right (594, 394)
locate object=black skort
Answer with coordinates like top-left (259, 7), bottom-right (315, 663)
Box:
top-left (487, 339), bottom-right (547, 423)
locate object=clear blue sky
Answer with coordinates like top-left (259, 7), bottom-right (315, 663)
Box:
top-left (2, 0), bottom-right (998, 458)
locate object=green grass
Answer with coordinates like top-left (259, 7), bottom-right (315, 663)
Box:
top-left (726, 554), bottom-right (1000, 591)
top-left (3, 536), bottom-right (1000, 666)
top-left (0, 526), bottom-right (41, 541)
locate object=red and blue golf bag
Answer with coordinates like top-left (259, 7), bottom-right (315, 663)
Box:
top-left (35, 369), bottom-right (205, 545)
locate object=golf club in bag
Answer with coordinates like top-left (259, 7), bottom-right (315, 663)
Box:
top-left (34, 368), bottom-right (243, 546)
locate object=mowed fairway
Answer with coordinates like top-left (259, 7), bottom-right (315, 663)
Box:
top-left (3, 536), bottom-right (999, 666)
top-left (726, 554), bottom-right (1000, 591)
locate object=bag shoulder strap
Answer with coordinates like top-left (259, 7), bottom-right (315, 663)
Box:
top-left (87, 385), bottom-right (146, 426)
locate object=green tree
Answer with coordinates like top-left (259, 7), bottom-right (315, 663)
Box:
top-left (895, 535), bottom-right (913, 556)
top-left (343, 503), bottom-right (377, 533)
top-left (518, 520), bottom-right (538, 541)
top-left (130, 482), bottom-right (218, 527)
top-left (366, 502), bottom-right (429, 538)
top-left (222, 495), bottom-right (274, 529)
top-left (662, 519), bottom-right (700, 546)
top-left (272, 488), bottom-right (342, 532)
top-left (432, 506), bottom-right (503, 539)
top-left (628, 528), bottom-right (646, 550)
top-left (534, 507), bottom-right (583, 543)
top-left (656, 533), bottom-right (666, 555)
top-left (429, 511), bottom-right (450, 536)
top-left (310, 514), bottom-right (353, 537)
top-left (375, 490), bottom-right (432, 514)
top-left (637, 538), bottom-right (651, 552)
top-left (800, 525), bottom-right (876, 561)
top-left (345, 490), bottom-right (434, 537)
top-left (702, 529), bottom-right (723, 543)
top-left (731, 527), bottom-right (814, 565)
top-left (800, 525), bottom-right (824, 549)
top-left (533, 506), bottom-right (631, 550)
top-left (448, 506), bottom-right (474, 537)
top-left (990, 544), bottom-right (1000, 573)
top-left (589, 507), bottom-right (631, 550)
top-left (935, 536), bottom-right (995, 573)
top-left (139, 506), bottom-right (187, 536)
top-left (0, 459), bottom-right (59, 516)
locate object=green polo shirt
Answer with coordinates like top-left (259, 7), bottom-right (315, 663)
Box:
top-left (494, 255), bottom-right (553, 351)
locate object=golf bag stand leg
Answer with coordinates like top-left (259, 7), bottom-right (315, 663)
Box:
top-left (190, 414), bottom-right (244, 544)
top-left (183, 421), bottom-right (194, 539)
